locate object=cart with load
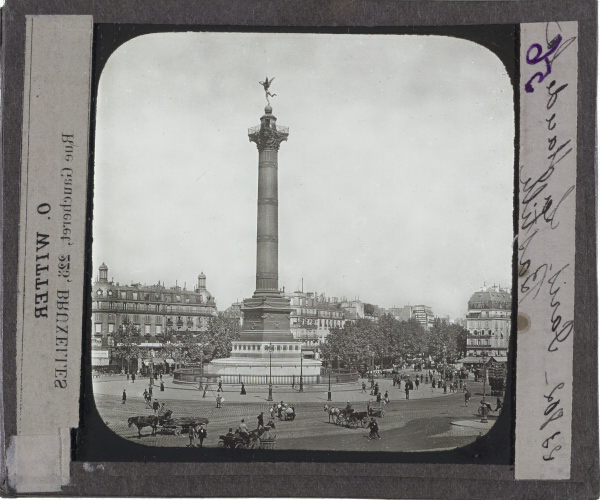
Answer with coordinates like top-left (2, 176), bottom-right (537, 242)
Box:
top-left (160, 417), bottom-right (209, 436)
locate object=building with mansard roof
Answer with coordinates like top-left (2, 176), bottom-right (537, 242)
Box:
top-left (464, 285), bottom-right (511, 361)
top-left (91, 263), bottom-right (217, 367)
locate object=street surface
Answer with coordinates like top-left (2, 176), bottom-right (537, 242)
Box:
top-left (93, 372), bottom-right (499, 452)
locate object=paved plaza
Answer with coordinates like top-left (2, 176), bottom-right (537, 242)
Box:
top-left (93, 371), bottom-right (500, 452)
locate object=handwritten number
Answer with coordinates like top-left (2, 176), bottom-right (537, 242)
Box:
top-left (525, 35), bottom-right (562, 93)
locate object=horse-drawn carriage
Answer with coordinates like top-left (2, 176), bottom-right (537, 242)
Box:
top-left (218, 427), bottom-right (276, 449)
top-left (324, 405), bottom-right (370, 428)
top-left (127, 410), bottom-right (209, 438)
top-left (160, 417), bottom-right (209, 436)
top-left (367, 401), bottom-right (386, 418)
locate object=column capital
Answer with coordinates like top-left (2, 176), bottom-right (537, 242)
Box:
top-left (249, 124), bottom-right (288, 151)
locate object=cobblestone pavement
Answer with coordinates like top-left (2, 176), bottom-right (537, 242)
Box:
top-left (94, 381), bottom-right (497, 451)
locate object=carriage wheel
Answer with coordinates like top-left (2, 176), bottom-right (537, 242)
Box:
top-left (361, 417), bottom-right (370, 428)
top-left (250, 439), bottom-right (260, 449)
top-left (217, 440), bottom-right (225, 448)
top-left (349, 417), bottom-right (358, 429)
top-left (235, 442), bottom-right (245, 449)
top-left (337, 415), bottom-right (346, 426)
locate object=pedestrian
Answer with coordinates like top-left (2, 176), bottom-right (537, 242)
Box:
top-left (384, 391), bottom-right (389, 404)
top-left (158, 403), bottom-right (167, 417)
top-left (197, 424), bottom-right (207, 447)
top-left (420, 374), bottom-right (423, 383)
top-left (160, 381), bottom-right (165, 392)
top-left (239, 419), bottom-right (249, 439)
top-left (122, 389), bottom-right (126, 404)
top-left (216, 394), bottom-right (223, 408)
top-left (376, 391), bottom-right (382, 403)
top-left (217, 381), bottom-right (223, 392)
top-left (368, 418), bottom-right (381, 440)
top-left (415, 378), bottom-right (420, 390)
top-left (240, 382), bottom-right (246, 395)
top-left (131, 372), bottom-right (136, 383)
top-left (495, 397), bottom-right (503, 412)
top-left (257, 411), bottom-right (264, 429)
top-left (188, 424), bottom-right (197, 447)
top-left (202, 384), bottom-right (207, 399)
top-left (160, 373), bottom-right (163, 382)
top-left (152, 398), bottom-right (159, 415)
top-left (465, 390), bottom-right (471, 407)
top-left (405, 384), bottom-right (410, 400)
top-left (149, 385), bottom-right (153, 398)
top-left (362, 381), bottom-right (367, 393)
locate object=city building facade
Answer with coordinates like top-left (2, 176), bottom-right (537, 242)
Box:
top-left (91, 263), bottom-right (217, 366)
top-left (465, 285), bottom-right (511, 358)
top-left (412, 305), bottom-right (435, 330)
top-left (287, 291), bottom-right (345, 345)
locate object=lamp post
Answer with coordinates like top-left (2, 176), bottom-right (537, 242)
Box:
top-left (481, 350), bottom-right (488, 423)
top-left (299, 348), bottom-right (304, 392)
top-left (267, 342), bottom-right (274, 402)
top-left (327, 360), bottom-right (332, 401)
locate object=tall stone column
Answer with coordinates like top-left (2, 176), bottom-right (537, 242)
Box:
top-left (248, 105), bottom-right (288, 294)
top-left (240, 105), bottom-right (293, 343)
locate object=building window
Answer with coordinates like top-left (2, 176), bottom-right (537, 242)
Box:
top-left (95, 313), bottom-right (102, 321)
top-left (144, 324), bottom-right (151, 334)
top-left (156, 325), bottom-right (162, 335)
top-left (156, 316), bottom-right (162, 323)
top-left (133, 292), bottom-right (138, 300)
top-left (95, 323), bottom-right (102, 333)
top-left (133, 315), bottom-right (139, 322)
top-left (108, 324), bottom-right (115, 333)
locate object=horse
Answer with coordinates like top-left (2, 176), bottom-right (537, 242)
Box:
top-left (323, 404), bottom-right (340, 423)
top-left (128, 415), bottom-right (159, 437)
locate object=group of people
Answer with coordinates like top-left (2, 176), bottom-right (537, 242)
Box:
top-left (187, 423), bottom-right (208, 447)
top-left (269, 401), bottom-right (295, 420)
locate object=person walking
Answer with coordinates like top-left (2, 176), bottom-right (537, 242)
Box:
top-left (384, 391), bottom-right (389, 404)
top-left (368, 418), bottom-right (381, 440)
top-left (464, 390), bottom-right (471, 407)
top-left (257, 411), bottom-right (264, 429)
top-left (415, 378), bottom-right (420, 391)
top-left (217, 381), bottom-right (223, 392)
top-left (202, 383), bottom-right (207, 399)
top-left (188, 424), bottom-right (197, 447)
top-left (216, 394), bottom-right (223, 408)
top-left (240, 382), bottom-right (246, 395)
top-left (122, 389), bottom-right (126, 404)
top-left (152, 399), bottom-right (160, 415)
top-left (362, 381), bottom-right (367, 393)
top-left (131, 372), bottom-right (135, 383)
top-left (197, 424), bottom-right (207, 447)
top-left (160, 381), bottom-right (165, 392)
top-left (149, 385), bottom-right (153, 398)
top-left (405, 383), bottom-right (410, 400)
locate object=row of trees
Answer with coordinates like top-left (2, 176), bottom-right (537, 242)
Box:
top-left (320, 315), bottom-right (467, 370)
top-left (110, 311), bottom-right (241, 372)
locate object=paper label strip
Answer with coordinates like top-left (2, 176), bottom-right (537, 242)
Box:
top-left (10, 15), bottom-right (93, 493)
top-left (515, 21), bottom-right (578, 480)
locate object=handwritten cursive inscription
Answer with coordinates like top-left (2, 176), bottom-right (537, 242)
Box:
top-left (516, 22), bottom-right (578, 478)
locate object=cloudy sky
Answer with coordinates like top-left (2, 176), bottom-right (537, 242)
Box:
top-left (92, 32), bottom-right (514, 319)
